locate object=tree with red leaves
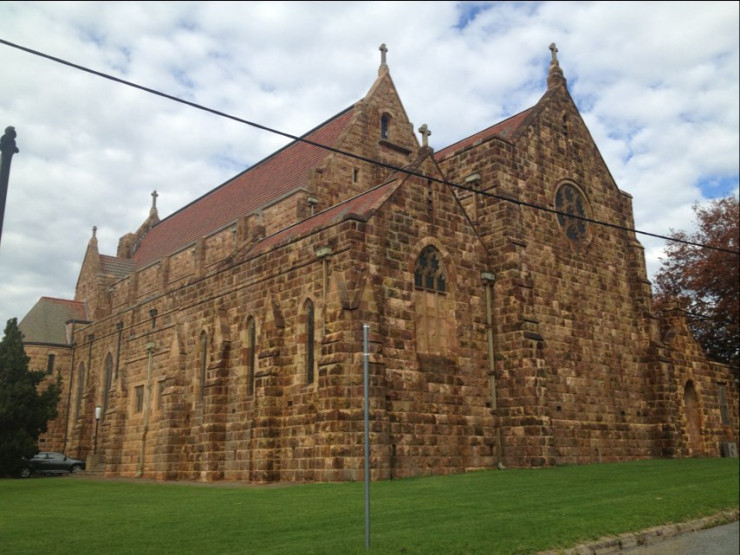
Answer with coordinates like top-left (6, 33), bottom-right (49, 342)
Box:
top-left (653, 196), bottom-right (739, 370)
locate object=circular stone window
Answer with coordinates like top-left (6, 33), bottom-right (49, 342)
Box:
top-left (554, 183), bottom-right (588, 242)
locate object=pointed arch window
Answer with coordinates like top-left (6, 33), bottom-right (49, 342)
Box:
top-left (199, 331), bottom-right (208, 401)
top-left (718, 383), bottom-right (730, 425)
top-left (74, 362), bottom-right (85, 420)
top-left (102, 353), bottom-right (113, 417)
top-left (380, 114), bottom-right (390, 140)
top-left (415, 245), bottom-right (446, 292)
top-left (413, 245), bottom-right (452, 354)
top-left (305, 299), bottom-right (316, 384)
top-left (554, 183), bottom-right (588, 242)
top-left (246, 317), bottom-right (257, 396)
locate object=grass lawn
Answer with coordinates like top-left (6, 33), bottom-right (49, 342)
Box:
top-left (1, 458), bottom-right (737, 554)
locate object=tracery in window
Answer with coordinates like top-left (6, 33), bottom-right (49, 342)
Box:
top-left (413, 245), bottom-right (452, 354)
top-left (554, 183), bottom-right (588, 242)
top-left (415, 245), bottom-right (446, 292)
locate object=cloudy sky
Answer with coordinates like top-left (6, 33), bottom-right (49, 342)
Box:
top-left (0, 1), bottom-right (737, 329)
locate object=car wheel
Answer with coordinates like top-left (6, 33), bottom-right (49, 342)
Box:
top-left (19, 467), bottom-right (31, 479)
top-left (70, 465), bottom-right (82, 474)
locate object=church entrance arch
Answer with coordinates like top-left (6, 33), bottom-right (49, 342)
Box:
top-left (683, 381), bottom-right (702, 455)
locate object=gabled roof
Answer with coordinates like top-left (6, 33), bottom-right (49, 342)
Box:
top-left (435, 107), bottom-right (535, 161)
top-left (18, 297), bottom-right (87, 345)
top-left (130, 105), bottom-right (357, 267)
top-left (100, 255), bottom-right (135, 279)
top-left (250, 176), bottom-right (401, 256)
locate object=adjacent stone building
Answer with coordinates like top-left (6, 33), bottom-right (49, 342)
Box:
top-left (19, 45), bottom-right (739, 483)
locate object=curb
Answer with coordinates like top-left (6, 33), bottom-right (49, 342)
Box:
top-left (537, 509), bottom-right (739, 555)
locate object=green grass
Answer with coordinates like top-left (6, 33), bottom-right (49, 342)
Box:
top-left (0, 458), bottom-right (737, 554)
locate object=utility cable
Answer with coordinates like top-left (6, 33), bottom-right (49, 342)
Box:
top-left (1, 37), bottom-right (737, 256)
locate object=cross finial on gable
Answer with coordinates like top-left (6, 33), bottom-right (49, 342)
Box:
top-left (547, 42), bottom-right (566, 89)
top-left (151, 190), bottom-right (158, 209)
top-left (92, 225), bottom-right (97, 238)
top-left (379, 43), bottom-right (388, 66)
top-left (418, 124), bottom-right (432, 148)
top-left (549, 43), bottom-right (559, 65)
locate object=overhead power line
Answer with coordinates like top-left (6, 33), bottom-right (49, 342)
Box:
top-left (1, 37), bottom-right (738, 256)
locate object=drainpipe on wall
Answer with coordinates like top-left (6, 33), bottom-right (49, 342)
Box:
top-left (481, 271), bottom-right (503, 465)
top-left (137, 341), bottom-right (156, 478)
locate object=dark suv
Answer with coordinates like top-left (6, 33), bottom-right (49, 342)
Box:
top-left (20, 452), bottom-right (86, 478)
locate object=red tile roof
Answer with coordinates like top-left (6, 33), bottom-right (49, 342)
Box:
top-left (100, 255), bottom-right (135, 279)
top-left (250, 177), bottom-right (401, 255)
top-left (131, 105), bottom-right (357, 267)
top-left (435, 107), bottom-right (535, 161)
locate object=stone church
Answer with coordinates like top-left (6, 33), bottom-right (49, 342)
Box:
top-left (19, 45), bottom-right (739, 483)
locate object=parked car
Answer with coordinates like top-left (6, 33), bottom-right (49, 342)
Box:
top-left (20, 452), bottom-right (86, 478)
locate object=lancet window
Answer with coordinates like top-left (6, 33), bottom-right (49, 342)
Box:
top-left (305, 299), bottom-right (316, 384)
top-left (414, 245), bottom-right (451, 354)
top-left (246, 317), bottom-right (256, 396)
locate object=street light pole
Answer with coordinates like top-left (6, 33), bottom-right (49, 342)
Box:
top-left (94, 406), bottom-right (102, 454)
top-left (363, 323), bottom-right (371, 550)
top-left (0, 126), bottom-right (19, 248)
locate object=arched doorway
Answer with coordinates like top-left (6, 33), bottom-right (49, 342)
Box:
top-left (683, 381), bottom-right (703, 455)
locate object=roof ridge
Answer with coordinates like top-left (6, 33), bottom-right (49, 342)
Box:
top-left (151, 104), bottom-right (357, 228)
top-left (435, 105), bottom-right (536, 159)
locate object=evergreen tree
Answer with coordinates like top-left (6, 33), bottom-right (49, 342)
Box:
top-left (0, 318), bottom-right (61, 477)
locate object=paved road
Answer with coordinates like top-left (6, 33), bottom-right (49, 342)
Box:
top-left (620, 521), bottom-right (739, 555)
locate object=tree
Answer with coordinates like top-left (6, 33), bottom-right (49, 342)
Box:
top-left (653, 196), bottom-right (740, 369)
top-left (0, 318), bottom-right (61, 477)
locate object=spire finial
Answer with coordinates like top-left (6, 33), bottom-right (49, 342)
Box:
top-left (89, 225), bottom-right (98, 248)
top-left (549, 43), bottom-right (559, 66)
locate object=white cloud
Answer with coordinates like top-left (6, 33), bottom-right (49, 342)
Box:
top-left (0, 0), bottom-right (737, 327)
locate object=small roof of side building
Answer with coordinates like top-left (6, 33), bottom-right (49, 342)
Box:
top-left (18, 297), bottom-right (87, 345)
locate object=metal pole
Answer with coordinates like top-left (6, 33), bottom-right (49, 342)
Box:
top-left (363, 323), bottom-right (370, 550)
top-left (0, 126), bottom-right (19, 248)
top-left (94, 406), bottom-right (102, 454)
